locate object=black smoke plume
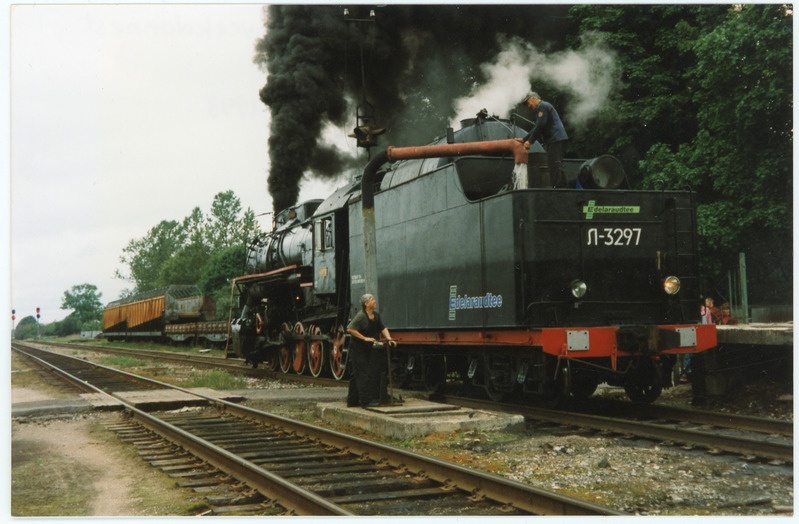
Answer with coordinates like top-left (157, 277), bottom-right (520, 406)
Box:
top-left (255, 5), bottom-right (574, 213)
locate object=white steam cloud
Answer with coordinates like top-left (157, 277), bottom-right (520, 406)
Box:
top-left (450, 33), bottom-right (619, 131)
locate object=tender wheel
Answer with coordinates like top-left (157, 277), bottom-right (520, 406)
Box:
top-left (570, 378), bottom-right (598, 400)
top-left (624, 382), bottom-right (662, 403)
top-left (484, 376), bottom-right (508, 402)
top-left (482, 354), bottom-right (515, 402)
top-left (624, 360), bottom-right (663, 403)
top-left (328, 324), bottom-right (348, 380)
top-left (306, 325), bottom-right (325, 378)
top-left (292, 322), bottom-right (306, 375)
top-left (423, 355), bottom-right (447, 394)
top-left (390, 352), bottom-right (411, 388)
top-left (542, 362), bottom-right (572, 409)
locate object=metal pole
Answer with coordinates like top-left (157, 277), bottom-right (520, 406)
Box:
top-left (363, 205), bottom-right (379, 301)
top-left (385, 344), bottom-right (395, 405)
top-left (727, 270), bottom-right (734, 313)
top-left (739, 252), bottom-right (749, 323)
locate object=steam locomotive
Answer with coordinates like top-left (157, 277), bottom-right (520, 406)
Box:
top-left (228, 111), bottom-right (717, 405)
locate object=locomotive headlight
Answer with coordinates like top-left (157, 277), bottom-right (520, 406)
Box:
top-left (663, 276), bottom-right (681, 295)
top-left (570, 280), bottom-right (588, 299)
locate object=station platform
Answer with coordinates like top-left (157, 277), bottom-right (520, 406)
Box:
top-left (11, 388), bottom-right (245, 418)
top-left (316, 398), bottom-right (525, 439)
top-left (12, 397), bottom-right (100, 418)
top-left (104, 388), bottom-right (245, 411)
top-left (716, 322), bottom-right (793, 346)
top-left (704, 323), bottom-right (793, 396)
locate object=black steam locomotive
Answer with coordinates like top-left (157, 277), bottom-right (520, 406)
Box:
top-left (228, 112), bottom-right (717, 404)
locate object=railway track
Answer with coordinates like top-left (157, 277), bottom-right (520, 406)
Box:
top-left (571, 397), bottom-right (793, 438)
top-left (433, 394), bottom-right (793, 463)
top-left (29, 340), bottom-right (794, 462)
top-left (12, 342), bottom-right (621, 516)
top-left (33, 339), bottom-right (260, 375)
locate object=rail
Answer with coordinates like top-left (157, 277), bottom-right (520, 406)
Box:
top-left (13, 342), bottom-right (622, 516)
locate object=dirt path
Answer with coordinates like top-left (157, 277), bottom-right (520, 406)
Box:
top-left (12, 364), bottom-right (138, 515)
top-left (12, 416), bottom-right (139, 516)
top-left (11, 352), bottom-right (201, 517)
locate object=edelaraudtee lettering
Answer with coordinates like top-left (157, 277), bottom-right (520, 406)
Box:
top-left (448, 285), bottom-right (503, 320)
top-left (449, 293), bottom-right (503, 310)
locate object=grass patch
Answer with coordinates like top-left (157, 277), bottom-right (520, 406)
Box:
top-left (52, 336), bottom-right (196, 353)
top-left (181, 369), bottom-right (248, 390)
top-left (12, 415), bottom-right (216, 517)
top-left (12, 442), bottom-right (96, 516)
top-left (97, 355), bottom-right (149, 368)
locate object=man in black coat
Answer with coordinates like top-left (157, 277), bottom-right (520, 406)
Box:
top-left (521, 91), bottom-right (569, 187)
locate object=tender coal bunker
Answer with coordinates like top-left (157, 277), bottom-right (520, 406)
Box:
top-left (455, 157), bottom-right (515, 200)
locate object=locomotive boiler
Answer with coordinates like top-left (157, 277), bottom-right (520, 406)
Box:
top-left (228, 111), bottom-right (717, 404)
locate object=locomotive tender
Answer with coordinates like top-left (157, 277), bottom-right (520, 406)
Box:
top-left (229, 112), bottom-right (717, 404)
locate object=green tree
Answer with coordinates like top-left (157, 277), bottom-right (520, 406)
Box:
top-left (640, 4), bottom-right (792, 303)
top-left (156, 207), bottom-right (210, 287)
top-left (569, 4), bottom-right (792, 304)
top-left (14, 316), bottom-right (38, 340)
top-left (116, 219), bottom-right (186, 292)
top-left (182, 206), bottom-right (206, 247)
top-left (199, 244), bottom-right (247, 293)
top-left (567, 4), bottom-right (729, 182)
top-left (60, 283), bottom-right (103, 324)
top-left (115, 191), bottom-right (261, 297)
top-left (199, 244), bottom-right (248, 319)
top-left (53, 314), bottom-right (82, 336)
top-left (205, 191), bottom-right (260, 250)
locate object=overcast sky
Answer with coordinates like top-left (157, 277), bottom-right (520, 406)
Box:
top-left (7, 3), bottom-right (346, 325)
